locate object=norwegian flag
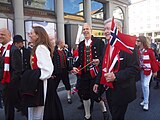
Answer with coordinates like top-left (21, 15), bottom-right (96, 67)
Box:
top-left (110, 17), bottom-right (136, 54)
top-left (90, 64), bottom-right (99, 78)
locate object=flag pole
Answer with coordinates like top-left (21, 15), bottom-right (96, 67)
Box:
top-left (106, 41), bottom-right (110, 73)
top-left (78, 61), bottom-right (93, 72)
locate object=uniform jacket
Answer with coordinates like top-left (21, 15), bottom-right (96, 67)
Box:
top-left (21, 47), bottom-right (31, 71)
top-left (73, 38), bottom-right (104, 74)
top-left (52, 45), bottom-right (68, 74)
top-left (97, 45), bottom-right (139, 105)
top-left (10, 45), bottom-right (22, 85)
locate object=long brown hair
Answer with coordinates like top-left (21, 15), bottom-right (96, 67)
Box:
top-left (138, 36), bottom-right (149, 50)
top-left (31, 26), bottom-right (54, 57)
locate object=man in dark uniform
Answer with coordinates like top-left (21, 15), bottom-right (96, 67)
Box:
top-left (13, 35), bottom-right (31, 71)
top-left (13, 35), bottom-right (31, 117)
top-left (94, 18), bottom-right (139, 120)
top-left (0, 28), bottom-right (22, 120)
top-left (72, 23), bottom-right (107, 120)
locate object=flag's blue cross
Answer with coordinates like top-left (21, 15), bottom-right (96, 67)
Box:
top-left (110, 27), bottom-right (120, 46)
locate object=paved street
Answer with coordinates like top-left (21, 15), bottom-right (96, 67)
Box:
top-left (60, 80), bottom-right (160, 120)
top-left (0, 75), bottom-right (160, 120)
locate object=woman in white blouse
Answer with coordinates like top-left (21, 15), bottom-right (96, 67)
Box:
top-left (28, 26), bottom-right (54, 120)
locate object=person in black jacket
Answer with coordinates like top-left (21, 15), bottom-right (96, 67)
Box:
top-left (52, 40), bottom-right (72, 104)
top-left (93, 18), bottom-right (139, 120)
top-left (13, 35), bottom-right (31, 117)
top-left (13, 35), bottom-right (31, 72)
top-left (0, 28), bottom-right (22, 120)
top-left (72, 23), bottom-right (107, 120)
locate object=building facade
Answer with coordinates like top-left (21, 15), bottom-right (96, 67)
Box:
top-left (129, 0), bottom-right (160, 42)
top-left (0, 0), bottom-right (130, 48)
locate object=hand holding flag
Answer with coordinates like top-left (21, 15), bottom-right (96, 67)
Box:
top-left (100, 17), bottom-right (137, 88)
top-left (72, 59), bottom-right (99, 78)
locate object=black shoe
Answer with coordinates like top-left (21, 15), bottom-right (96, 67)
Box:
top-left (84, 116), bottom-right (92, 120)
top-left (77, 104), bottom-right (84, 110)
top-left (103, 111), bottom-right (109, 120)
top-left (67, 98), bottom-right (72, 104)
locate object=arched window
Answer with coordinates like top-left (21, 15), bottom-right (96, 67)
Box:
top-left (113, 7), bottom-right (124, 20)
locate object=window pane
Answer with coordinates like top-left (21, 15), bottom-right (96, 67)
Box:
top-left (25, 21), bottom-right (56, 42)
top-left (25, 21), bottom-right (33, 42)
top-left (91, 0), bottom-right (104, 20)
top-left (64, 0), bottom-right (83, 16)
top-left (113, 7), bottom-right (124, 20)
top-left (0, 18), bottom-right (7, 29)
top-left (0, 0), bottom-right (11, 4)
top-left (0, 18), bottom-right (13, 36)
top-left (7, 19), bottom-right (13, 35)
top-left (24, 0), bottom-right (54, 11)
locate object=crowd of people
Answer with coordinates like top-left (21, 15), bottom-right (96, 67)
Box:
top-left (0, 17), bottom-right (160, 120)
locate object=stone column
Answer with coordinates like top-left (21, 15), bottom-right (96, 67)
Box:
top-left (84, 0), bottom-right (92, 26)
top-left (13, 0), bottom-right (24, 37)
top-left (124, 6), bottom-right (129, 34)
top-left (105, 1), bottom-right (112, 20)
top-left (55, 0), bottom-right (65, 41)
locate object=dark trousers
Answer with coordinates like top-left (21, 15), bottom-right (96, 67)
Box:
top-left (78, 75), bottom-right (93, 100)
top-left (2, 87), bottom-right (15, 120)
top-left (108, 104), bottom-right (128, 120)
top-left (0, 84), bottom-right (3, 109)
top-left (78, 72), bottom-right (104, 102)
top-left (0, 92), bottom-right (2, 108)
top-left (56, 68), bottom-right (71, 90)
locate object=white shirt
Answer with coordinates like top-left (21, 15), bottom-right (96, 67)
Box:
top-left (85, 39), bottom-right (92, 46)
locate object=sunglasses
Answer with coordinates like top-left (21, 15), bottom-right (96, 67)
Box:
top-left (137, 40), bottom-right (141, 42)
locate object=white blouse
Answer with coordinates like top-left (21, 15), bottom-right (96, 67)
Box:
top-left (35, 45), bottom-right (53, 80)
